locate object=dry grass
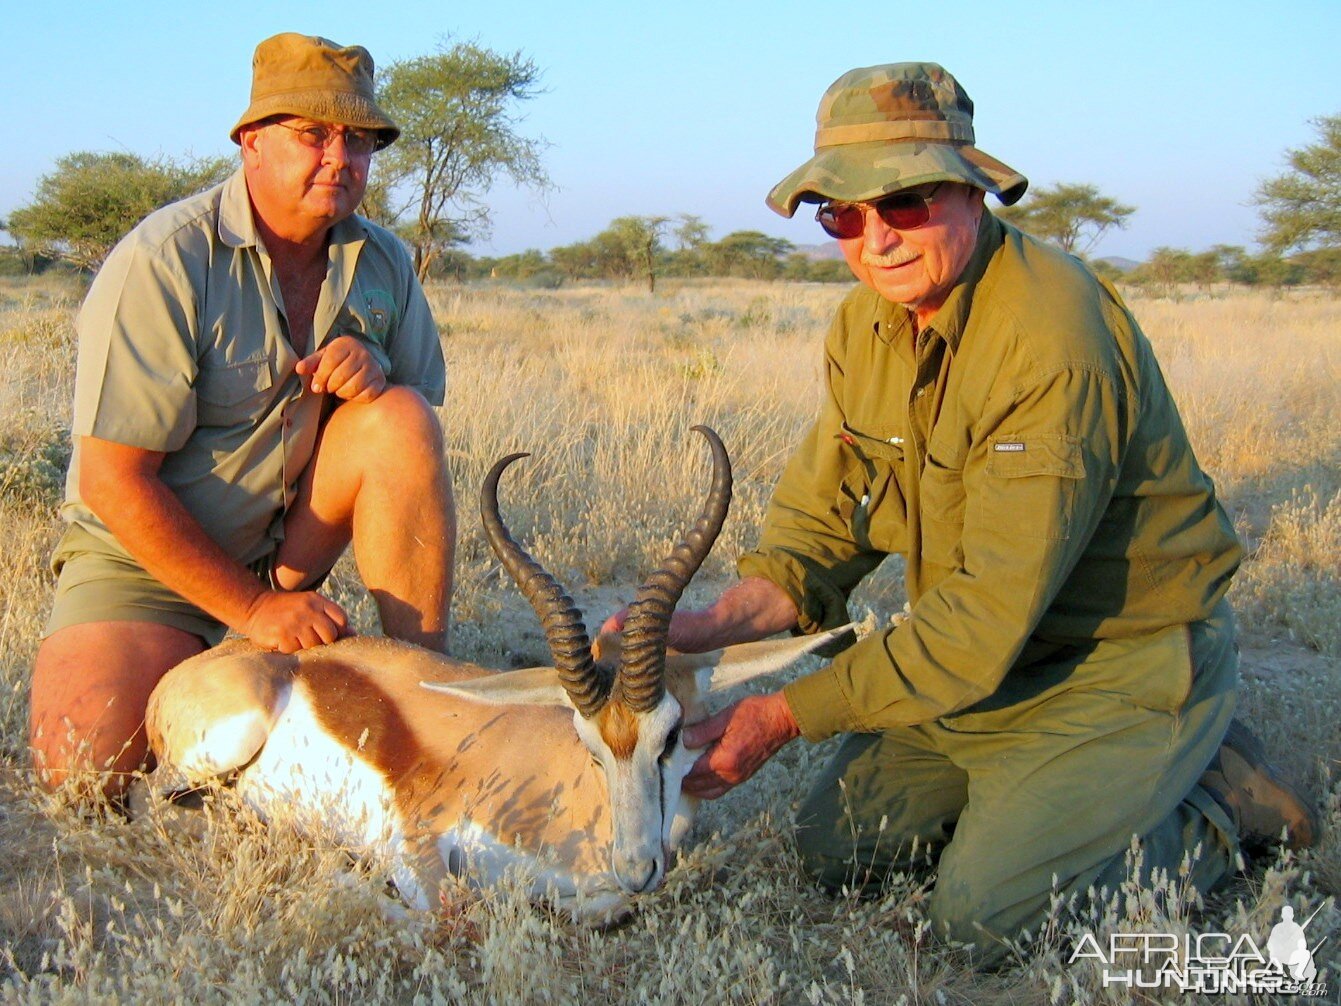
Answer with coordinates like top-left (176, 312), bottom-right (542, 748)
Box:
top-left (0, 277), bottom-right (1337, 1003)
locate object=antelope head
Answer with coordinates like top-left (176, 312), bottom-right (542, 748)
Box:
top-left (423, 425), bottom-right (735, 896)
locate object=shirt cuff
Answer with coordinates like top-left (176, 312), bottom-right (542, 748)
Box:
top-left (782, 666), bottom-right (862, 743)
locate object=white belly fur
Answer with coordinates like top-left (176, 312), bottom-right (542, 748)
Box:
top-left (233, 687), bottom-right (403, 859)
top-left (207, 685), bottom-right (631, 921)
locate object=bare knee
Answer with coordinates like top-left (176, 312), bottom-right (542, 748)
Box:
top-left (327, 386), bottom-right (445, 471)
top-left (29, 622), bottom-right (205, 798)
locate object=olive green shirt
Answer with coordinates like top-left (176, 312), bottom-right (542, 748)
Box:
top-left (58, 169), bottom-right (446, 569)
top-left (740, 214), bottom-right (1241, 742)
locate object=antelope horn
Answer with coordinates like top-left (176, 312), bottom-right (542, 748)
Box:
top-left (480, 453), bottom-right (608, 718)
top-left (619, 425), bottom-right (732, 712)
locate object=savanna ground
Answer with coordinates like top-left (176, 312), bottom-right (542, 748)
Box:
top-left (0, 273), bottom-right (1337, 1004)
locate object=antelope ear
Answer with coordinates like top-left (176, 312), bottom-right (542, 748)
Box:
top-left (421, 667), bottom-right (576, 709)
top-left (665, 623), bottom-right (857, 694)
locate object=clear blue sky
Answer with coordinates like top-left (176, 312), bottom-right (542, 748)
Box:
top-left (3, 0), bottom-right (1338, 261)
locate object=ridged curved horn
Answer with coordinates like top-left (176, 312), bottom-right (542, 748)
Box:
top-left (620, 426), bottom-right (732, 712)
top-left (480, 453), bottom-right (607, 718)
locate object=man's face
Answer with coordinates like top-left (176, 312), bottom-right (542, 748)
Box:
top-left (240, 117), bottom-right (373, 240)
top-left (834, 183), bottom-right (985, 317)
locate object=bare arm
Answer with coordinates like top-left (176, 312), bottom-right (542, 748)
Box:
top-left (80, 436), bottom-right (347, 652)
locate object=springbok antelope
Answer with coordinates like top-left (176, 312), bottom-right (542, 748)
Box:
top-left (145, 427), bottom-right (852, 922)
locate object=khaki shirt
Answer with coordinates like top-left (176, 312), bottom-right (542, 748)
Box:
top-left (58, 169), bottom-right (446, 568)
top-left (739, 214), bottom-right (1242, 742)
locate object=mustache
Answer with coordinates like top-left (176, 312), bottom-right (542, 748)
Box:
top-left (861, 249), bottom-right (920, 268)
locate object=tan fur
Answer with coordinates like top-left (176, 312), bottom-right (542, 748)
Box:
top-left (150, 637), bottom-right (613, 879)
top-left (596, 701), bottom-right (641, 760)
top-left (146, 640), bottom-right (296, 771)
top-left (147, 625), bottom-right (852, 915)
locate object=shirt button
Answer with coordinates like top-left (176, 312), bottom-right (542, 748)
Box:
top-left (915, 388), bottom-right (927, 399)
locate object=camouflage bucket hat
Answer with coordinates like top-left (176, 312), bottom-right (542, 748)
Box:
top-left (229, 33), bottom-right (399, 150)
top-left (767, 62), bottom-right (1027, 217)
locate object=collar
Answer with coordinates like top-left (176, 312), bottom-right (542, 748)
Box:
top-left (871, 293), bottom-right (913, 346)
top-left (918, 210), bottom-right (1004, 353)
top-left (217, 169), bottom-right (260, 249)
top-left (216, 167), bottom-right (369, 252)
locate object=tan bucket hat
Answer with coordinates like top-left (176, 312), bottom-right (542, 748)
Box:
top-left (230, 33), bottom-right (399, 150)
top-left (767, 62), bottom-right (1027, 217)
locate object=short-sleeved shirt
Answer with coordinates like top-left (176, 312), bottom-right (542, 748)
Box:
top-left (56, 168), bottom-right (446, 571)
top-left (738, 213), bottom-right (1243, 742)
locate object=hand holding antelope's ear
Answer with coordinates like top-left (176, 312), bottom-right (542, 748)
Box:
top-left (682, 692), bottom-right (801, 800)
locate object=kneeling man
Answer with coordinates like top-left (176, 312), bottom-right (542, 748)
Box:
top-left (610, 63), bottom-right (1314, 955)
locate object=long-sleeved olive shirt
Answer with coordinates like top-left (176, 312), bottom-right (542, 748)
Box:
top-left (739, 213), bottom-right (1242, 743)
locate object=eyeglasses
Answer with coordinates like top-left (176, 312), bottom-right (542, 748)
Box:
top-left (270, 120), bottom-right (380, 157)
top-left (815, 183), bottom-right (944, 239)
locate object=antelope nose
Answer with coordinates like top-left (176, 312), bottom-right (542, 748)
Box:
top-left (616, 857), bottom-right (660, 893)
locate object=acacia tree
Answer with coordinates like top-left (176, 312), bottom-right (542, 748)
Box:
top-left (705, 231), bottom-right (795, 279)
top-left (612, 216), bottom-right (668, 292)
top-left (6, 152), bottom-right (232, 272)
top-left (997, 182), bottom-right (1135, 257)
top-left (375, 42), bottom-right (549, 282)
top-left (549, 217), bottom-right (669, 289)
top-left (1255, 113), bottom-right (1341, 256)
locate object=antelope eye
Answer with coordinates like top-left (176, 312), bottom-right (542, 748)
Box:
top-left (660, 725), bottom-right (682, 762)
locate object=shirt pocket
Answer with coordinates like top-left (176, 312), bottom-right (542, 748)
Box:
top-left (195, 354), bottom-right (275, 428)
top-left (920, 453), bottom-right (966, 569)
top-left (979, 433), bottom-right (1084, 540)
top-left (836, 421), bottom-right (907, 554)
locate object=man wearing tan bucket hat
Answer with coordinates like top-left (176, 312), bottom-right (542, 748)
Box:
top-left (607, 63), bottom-right (1314, 954)
top-left (30, 33), bottom-right (454, 800)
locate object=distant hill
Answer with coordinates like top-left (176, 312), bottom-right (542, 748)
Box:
top-left (793, 241), bottom-right (844, 261)
top-left (1094, 256), bottom-right (1140, 273)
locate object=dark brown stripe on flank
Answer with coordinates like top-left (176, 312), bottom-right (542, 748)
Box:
top-left (296, 659), bottom-right (426, 783)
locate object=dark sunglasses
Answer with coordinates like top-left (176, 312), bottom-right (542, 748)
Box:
top-left (814, 183), bottom-right (944, 239)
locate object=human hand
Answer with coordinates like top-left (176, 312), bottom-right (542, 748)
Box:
top-left (681, 692), bottom-right (801, 799)
top-left (240, 590), bottom-right (350, 653)
top-left (599, 606), bottom-right (715, 653)
top-left (296, 335), bottom-right (387, 402)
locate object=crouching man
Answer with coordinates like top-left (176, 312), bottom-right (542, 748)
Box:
top-left (30, 33), bottom-right (455, 800)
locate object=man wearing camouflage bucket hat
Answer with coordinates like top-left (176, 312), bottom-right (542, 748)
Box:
top-left (30, 33), bottom-right (454, 801)
top-left (606, 63), bottom-right (1314, 955)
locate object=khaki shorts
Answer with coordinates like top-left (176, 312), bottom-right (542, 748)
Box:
top-left (45, 526), bottom-right (282, 647)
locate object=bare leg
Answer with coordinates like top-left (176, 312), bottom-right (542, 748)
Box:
top-left (275, 386), bottom-right (455, 652)
top-left (29, 622), bottom-right (206, 798)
